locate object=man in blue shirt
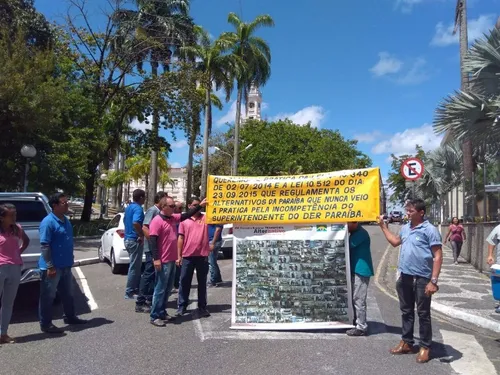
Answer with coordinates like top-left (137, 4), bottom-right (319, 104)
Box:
top-left (39, 193), bottom-right (86, 333)
top-left (207, 224), bottom-right (224, 287)
top-left (346, 222), bottom-right (374, 337)
top-left (124, 189), bottom-right (145, 299)
top-left (379, 198), bottom-right (443, 364)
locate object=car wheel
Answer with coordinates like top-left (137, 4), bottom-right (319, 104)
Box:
top-left (98, 245), bottom-right (105, 262)
top-left (110, 249), bottom-right (121, 275)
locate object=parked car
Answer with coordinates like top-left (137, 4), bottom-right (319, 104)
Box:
top-left (389, 210), bottom-right (403, 223)
top-left (0, 192), bottom-right (51, 284)
top-left (98, 213), bottom-right (145, 274)
top-left (220, 223), bottom-right (233, 259)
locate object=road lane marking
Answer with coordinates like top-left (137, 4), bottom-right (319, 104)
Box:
top-left (440, 329), bottom-right (497, 375)
top-left (74, 266), bottom-right (98, 311)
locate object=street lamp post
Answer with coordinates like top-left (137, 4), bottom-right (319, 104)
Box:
top-left (100, 173), bottom-right (108, 219)
top-left (20, 145), bottom-right (37, 192)
top-left (214, 144), bottom-right (253, 176)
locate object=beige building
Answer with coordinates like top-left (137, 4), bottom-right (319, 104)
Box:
top-left (126, 167), bottom-right (188, 203)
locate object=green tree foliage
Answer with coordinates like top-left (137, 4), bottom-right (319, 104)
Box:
top-left (231, 119), bottom-right (371, 176)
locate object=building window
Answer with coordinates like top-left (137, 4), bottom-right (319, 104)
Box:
top-left (249, 102), bottom-right (255, 109)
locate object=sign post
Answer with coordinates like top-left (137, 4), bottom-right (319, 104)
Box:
top-left (400, 158), bottom-right (424, 199)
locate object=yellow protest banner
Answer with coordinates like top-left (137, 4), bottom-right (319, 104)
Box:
top-left (206, 167), bottom-right (381, 225)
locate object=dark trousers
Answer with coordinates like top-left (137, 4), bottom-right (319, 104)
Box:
top-left (136, 252), bottom-right (155, 306)
top-left (174, 265), bottom-right (181, 289)
top-left (178, 256), bottom-right (209, 309)
top-left (396, 273), bottom-right (432, 348)
top-left (39, 267), bottom-right (76, 328)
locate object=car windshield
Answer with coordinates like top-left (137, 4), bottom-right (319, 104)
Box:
top-left (0, 200), bottom-right (48, 223)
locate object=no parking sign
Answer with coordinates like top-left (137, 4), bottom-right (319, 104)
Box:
top-left (400, 158), bottom-right (424, 181)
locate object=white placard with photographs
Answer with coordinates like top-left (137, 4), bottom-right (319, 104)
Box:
top-left (231, 224), bottom-right (354, 330)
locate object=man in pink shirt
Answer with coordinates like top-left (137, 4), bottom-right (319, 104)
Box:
top-left (176, 197), bottom-right (211, 318)
top-left (148, 196), bottom-right (207, 327)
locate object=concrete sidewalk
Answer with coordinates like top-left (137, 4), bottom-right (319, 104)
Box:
top-left (431, 244), bottom-right (500, 333)
top-left (73, 237), bottom-right (100, 266)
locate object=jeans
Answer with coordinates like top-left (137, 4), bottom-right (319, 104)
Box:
top-left (125, 239), bottom-right (144, 296)
top-left (150, 261), bottom-right (176, 320)
top-left (0, 264), bottom-right (21, 335)
top-left (174, 265), bottom-right (181, 289)
top-left (396, 273), bottom-right (433, 348)
top-left (451, 241), bottom-right (463, 262)
top-left (352, 274), bottom-right (370, 332)
top-left (39, 267), bottom-right (76, 328)
top-left (136, 252), bottom-right (155, 306)
top-left (208, 242), bottom-right (222, 285)
top-left (178, 256), bottom-right (209, 309)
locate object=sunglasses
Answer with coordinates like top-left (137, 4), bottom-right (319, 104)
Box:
top-left (167, 204), bottom-right (176, 209)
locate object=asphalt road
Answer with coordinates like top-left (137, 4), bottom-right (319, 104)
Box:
top-left (3, 226), bottom-right (499, 375)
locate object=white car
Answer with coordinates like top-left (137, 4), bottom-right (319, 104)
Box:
top-left (220, 223), bottom-right (233, 258)
top-left (98, 213), bottom-right (145, 274)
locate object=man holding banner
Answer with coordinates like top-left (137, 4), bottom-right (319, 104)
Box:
top-left (378, 198), bottom-right (442, 364)
top-left (346, 222), bottom-right (374, 337)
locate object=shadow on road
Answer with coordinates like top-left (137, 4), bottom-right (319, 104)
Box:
top-left (368, 321), bottom-right (402, 335)
top-left (432, 341), bottom-right (463, 363)
top-left (10, 276), bottom-right (93, 324)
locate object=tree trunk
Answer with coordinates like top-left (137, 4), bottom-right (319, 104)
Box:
top-left (148, 63), bottom-right (159, 208)
top-left (233, 85), bottom-right (243, 175)
top-left (145, 174), bottom-right (149, 206)
top-left (117, 151), bottom-right (124, 207)
top-left (186, 111), bottom-right (198, 203)
top-left (201, 86), bottom-right (212, 199)
top-left (112, 148), bottom-right (119, 208)
top-left (81, 164), bottom-right (96, 222)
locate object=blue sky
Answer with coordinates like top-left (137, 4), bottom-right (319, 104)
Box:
top-left (35, 0), bottom-right (499, 182)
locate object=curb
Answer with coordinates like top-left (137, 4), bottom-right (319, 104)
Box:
top-left (73, 257), bottom-right (101, 267)
top-left (375, 241), bottom-right (500, 334)
top-left (74, 235), bottom-right (101, 240)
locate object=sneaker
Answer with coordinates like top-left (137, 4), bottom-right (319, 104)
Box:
top-left (207, 283), bottom-right (218, 288)
top-left (63, 317), bottom-right (87, 325)
top-left (150, 319), bottom-right (166, 327)
top-left (346, 328), bottom-right (366, 336)
top-left (454, 261), bottom-right (458, 265)
top-left (198, 308), bottom-right (211, 318)
top-left (0, 334), bottom-right (15, 344)
top-left (161, 314), bottom-right (176, 323)
top-left (175, 307), bottom-right (187, 317)
top-left (495, 306), bottom-right (500, 314)
top-left (41, 324), bottom-right (64, 334)
top-left (124, 293), bottom-right (137, 300)
top-left (135, 305), bottom-right (151, 313)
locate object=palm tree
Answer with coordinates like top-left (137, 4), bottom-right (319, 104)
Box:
top-left (113, 0), bottom-right (195, 207)
top-left (221, 13), bottom-right (274, 175)
top-left (181, 26), bottom-right (243, 198)
top-left (184, 86), bottom-right (223, 202)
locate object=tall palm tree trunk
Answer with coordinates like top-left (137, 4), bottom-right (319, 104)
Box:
top-left (148, 63), bottom-right (159, 208)
top-left (233, 85), bottom-right (243, 175)
top-left (186, 110), bottom-right (198, 202)
top-left (201, 86), bottom-right (212, 199)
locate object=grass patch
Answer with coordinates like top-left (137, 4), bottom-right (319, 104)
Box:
top-left (71, 219), bottom-right (111, 237)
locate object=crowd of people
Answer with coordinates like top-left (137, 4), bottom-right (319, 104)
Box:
top-left (121, 189), bottom-right (223, 326)
top-left (0, 192), bottom-right (499, 366)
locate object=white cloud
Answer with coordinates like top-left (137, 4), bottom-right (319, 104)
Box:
top-left (272, 106), bottom-right (326, 128)
top-left (394, 0), bottom-right (423, 13)
top-left (216, 101), bottom-right (244, 126)
top-left (171, 140), bottom-right (187, 149)
top-left (370, 52), bottom-right (403, 77)
top-left (431, 14), bottom-right (496, 47)
top-left (372, 124), bottom-right (442, 156)
top-left (129, 115), bottom-right (152, 132)
top-left (396, 58), bottom-right (429, 85)
top-left (261, 102), bottom-right (269, 111)
top-left (354, 131), bottom-right (383, 144)
top-left (170, 162), bottom-right (182, 168)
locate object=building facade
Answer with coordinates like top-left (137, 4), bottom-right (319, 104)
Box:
top-left (240, 84), bottom-right (263, 124)
top-left (126, 167), bottom-right (188, 203)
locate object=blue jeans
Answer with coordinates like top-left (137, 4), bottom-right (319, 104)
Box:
top-left (137, 252), bottom-right (155, 306)
top-left (39, 267), bottom-right (76, 328)
top-left (178, 256), bottom-right (209, 310)
top-left (125, 239), bottom-right (144, 296)
top-left (208, 242), bottom-right (222, 284)
top-left (150, 261), bottom-right (176, 320)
